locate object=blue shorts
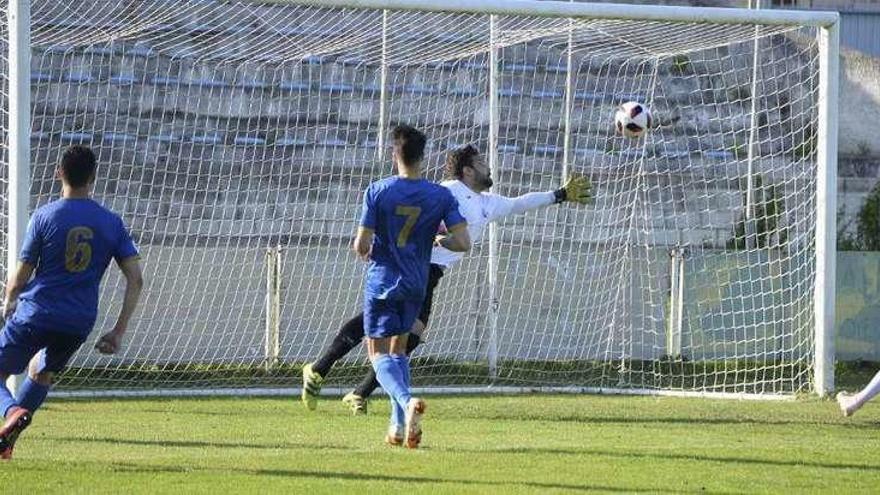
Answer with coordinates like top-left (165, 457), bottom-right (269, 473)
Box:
top-left (363, 298), bottom-right (423, 339)
top-left (0, 318), bottom-right (86, 375)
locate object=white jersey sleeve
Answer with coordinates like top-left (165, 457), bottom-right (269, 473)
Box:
top-left (486, 191), bottom-right (555, 222)
top-left (431, 181), bottom-right (558, 270)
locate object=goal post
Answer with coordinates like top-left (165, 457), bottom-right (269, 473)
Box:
top-left (4, 0), bottom-right (31, 396)
top-left (1, 0), bottom-right (838, 398)
top-left (815, 18), bottom-right (838, 397)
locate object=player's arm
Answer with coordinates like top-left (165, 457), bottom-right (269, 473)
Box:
top-left (353, 185), bottom-right (377, 261)
top-left (436, 193), bottom-right (470, 252)
top-left (490, 175), bottom-right (592, 221)
top-left (353, 227), bottom-right (373, 261)
top-left (3, 262), bottom-right (35, 320)
top-left (96, 256), bottom-right (143, 355)
top-left (5, 213), bottom-right (42, 319)
top-left (435, 223), bottom-right (470, 252)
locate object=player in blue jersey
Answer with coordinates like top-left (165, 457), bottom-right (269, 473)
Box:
top-left (0, 145), bottom-right (144, 459)
top-left (302, 146), bottom-right (591, 415)
top-left (352, 125), bottom-right (470, 448)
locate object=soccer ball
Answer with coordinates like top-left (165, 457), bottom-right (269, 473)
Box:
top-left (614, 101), bottom-right (652, 138)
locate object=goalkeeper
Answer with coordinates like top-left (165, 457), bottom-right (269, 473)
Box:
top-left (302, 144), bottom-right (592, 413)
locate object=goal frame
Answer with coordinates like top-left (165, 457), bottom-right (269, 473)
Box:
top-left (5, 0), bottom-right (839, 398)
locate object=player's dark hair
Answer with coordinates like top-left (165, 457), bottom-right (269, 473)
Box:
top-left (391, 125), bottom-right (427, 166)
top-left (445, 144), bottom-right (480, 179)
top-left (60, 145), bottom-right (97, 188)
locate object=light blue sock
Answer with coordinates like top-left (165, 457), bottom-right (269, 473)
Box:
top-left (390, 401), bottom-right (404, 428)
top-left (392, 354), bottom-right (411, 394)
top-left (390, 354), bottom-right (412, 425)
top-left (372, 354), bottom-right (412, 425)
top-left (0, 380), bottom-right (16, 417)
top-left (389, 354), bottom-right (412, 414)
top-left (17, 377), bottom-right (49, 413)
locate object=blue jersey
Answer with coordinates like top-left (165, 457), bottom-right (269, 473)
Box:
top-left (14, 198), bottom-right (139, 336)
top-left (360, 176), bottom-right (465, 301)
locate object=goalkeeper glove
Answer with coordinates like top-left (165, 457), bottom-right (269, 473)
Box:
top-left (553, 175), bottom-right (592, 204)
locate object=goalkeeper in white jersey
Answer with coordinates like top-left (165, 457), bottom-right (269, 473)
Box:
top-left (302, 145), bottom-right (591, 415)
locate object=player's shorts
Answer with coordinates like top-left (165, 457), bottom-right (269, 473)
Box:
top-left (417, 263), bottom-right (445, 326)
top-left (0, 318), bottom-right (87, 375)
top-left (363, 297), bottom-right (423, 339)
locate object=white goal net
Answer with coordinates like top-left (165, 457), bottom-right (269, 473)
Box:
top-left (0, 0), bottom-right (837, 396)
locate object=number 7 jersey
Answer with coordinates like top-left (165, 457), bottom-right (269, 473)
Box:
top-left (359, 176), bottom-right (465, 301)
top-left (15, 198), bottom-right (139, 336)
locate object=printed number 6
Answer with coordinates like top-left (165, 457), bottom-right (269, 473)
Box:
top-left (65, 227), bottom-right (94, 273)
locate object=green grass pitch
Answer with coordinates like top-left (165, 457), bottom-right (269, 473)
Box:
top-left (3, 394), bottom-right (879, 493)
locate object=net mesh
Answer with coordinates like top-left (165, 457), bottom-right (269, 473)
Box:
top-left (0, 0), bottom-right (823, 394)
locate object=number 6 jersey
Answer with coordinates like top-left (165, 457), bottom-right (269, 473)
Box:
top-left (16, 198), bottom-right (139, 335)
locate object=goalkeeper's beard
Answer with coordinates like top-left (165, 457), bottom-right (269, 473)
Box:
top-left (479, 175), bottom-right (494, 190)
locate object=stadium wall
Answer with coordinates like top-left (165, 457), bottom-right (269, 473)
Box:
top-left (72, 246), bottom-right (880, 371)
top-left (839, 48), bottom-right (880, 157)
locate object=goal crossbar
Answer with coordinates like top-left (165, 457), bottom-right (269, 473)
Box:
top-left (260, 0), bottom-right (839, 28)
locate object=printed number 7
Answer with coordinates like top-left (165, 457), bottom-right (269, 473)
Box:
top-left (395, 206), bottom-right (421, 247)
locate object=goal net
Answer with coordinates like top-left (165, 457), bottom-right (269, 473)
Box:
top-left (0, 0), bottom-right (837, 397)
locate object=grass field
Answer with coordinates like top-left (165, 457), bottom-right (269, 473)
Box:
top-left (2, 393), bottom-right (879, 494)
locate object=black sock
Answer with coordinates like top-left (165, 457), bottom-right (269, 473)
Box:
top-left (354, 333), bottom-right (422, 399)
top-left (312, 314), bottom-right (364, 377)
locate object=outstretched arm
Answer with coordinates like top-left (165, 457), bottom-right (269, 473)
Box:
top-left (498, 191), bottom-right (555, 217)
top-left (491, 175), bottom-right (592, 221)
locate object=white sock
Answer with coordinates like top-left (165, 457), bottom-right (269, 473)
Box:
top-left (854, 369), bottom-right (880, 408)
